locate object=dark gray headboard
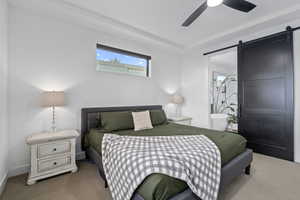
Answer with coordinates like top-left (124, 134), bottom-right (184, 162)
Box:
top-left (81, 105), bottom-right (163, 150)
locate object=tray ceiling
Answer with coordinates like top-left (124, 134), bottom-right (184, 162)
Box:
top-left (10, 0), bottom-right (300, 49)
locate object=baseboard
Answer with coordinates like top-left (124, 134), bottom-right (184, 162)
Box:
top-left (8, 164), bottom-right (29, 178)
top-left (0, 173), bottom-right (8, 197)
top-left (8, 151), bottom-right (86, 178)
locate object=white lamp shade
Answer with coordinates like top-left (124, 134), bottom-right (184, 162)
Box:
top-left (171, 95), bottom-right (184, 105)
top-left (41, 91), bottom-right (65, 107)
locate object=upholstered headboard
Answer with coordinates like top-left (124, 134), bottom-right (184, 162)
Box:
top-left (81, 105), bottom-right (163, 150)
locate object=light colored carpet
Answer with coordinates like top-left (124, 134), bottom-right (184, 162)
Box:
top-left (1, 153), bottom-right (300, 200)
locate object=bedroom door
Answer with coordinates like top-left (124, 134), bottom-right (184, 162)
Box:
top-left (238, 31), bottom-right (294, 161)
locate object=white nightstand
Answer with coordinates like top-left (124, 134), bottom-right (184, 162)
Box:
top-left (26, 130), bottom-right (79, 185)
top-left (168, 116), bottom-right (192, 126)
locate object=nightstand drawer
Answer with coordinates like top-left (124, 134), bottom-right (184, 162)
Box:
top-left (175, 120), bottom-right (191, 126)
top-left (38, 156), bottom-right (71, 173)
top-left (168, 116), bottom-right (192, 126)
top-left (38, 141), bottom-right (71, 158)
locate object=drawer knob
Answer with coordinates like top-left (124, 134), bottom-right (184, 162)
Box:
top-left (54, 162), bottom-right (57, 165)
top-left (53, 148), bottom-right (57, 152)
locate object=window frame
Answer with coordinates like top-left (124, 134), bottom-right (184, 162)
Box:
top-left (96, 44), bottom-right (151, 77)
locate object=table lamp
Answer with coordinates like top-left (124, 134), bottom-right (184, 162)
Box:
top-left (170, 94), bottom-right (184, 117)
top-left (41, 91), bottom-right (65, 132)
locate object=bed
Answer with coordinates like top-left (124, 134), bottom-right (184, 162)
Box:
top-left (81, 105), bottom-right (253, 200)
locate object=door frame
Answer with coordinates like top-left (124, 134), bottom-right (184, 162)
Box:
top-left (208, 48), bottom-right (238, 130)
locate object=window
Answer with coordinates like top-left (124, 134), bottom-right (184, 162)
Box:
top-left (96, 44), bottom-right (151, 77)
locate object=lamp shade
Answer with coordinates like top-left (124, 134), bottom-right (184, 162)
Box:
top-left (170, 94), bottom-right (184, 105)
top-left (41, 91), bottom-right (65, 107)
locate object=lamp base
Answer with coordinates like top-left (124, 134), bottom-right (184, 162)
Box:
top-left (51, 126), bottom-right (57, 133)
top-left (51, 106), bottom-right (57, 133)
top-left (175, 104), bottom-right (182, 118)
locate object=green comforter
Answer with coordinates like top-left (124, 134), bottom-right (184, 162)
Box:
top-left (86, 123), bottom-right (246, 200)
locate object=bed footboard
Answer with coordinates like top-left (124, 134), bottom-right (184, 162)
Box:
top-left (245, 164), bottom-right (251, 175)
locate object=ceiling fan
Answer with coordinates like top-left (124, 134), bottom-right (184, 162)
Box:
top-left (182, 0), bottom-right (257, 27)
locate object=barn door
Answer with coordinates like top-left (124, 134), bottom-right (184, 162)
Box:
top-left (238, 31), bottom-right (294, 161)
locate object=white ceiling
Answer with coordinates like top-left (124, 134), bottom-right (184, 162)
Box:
top-left (61, 0), bottom-right (300, 48)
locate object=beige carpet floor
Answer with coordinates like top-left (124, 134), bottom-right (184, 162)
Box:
top-left (1, 153), bottom-right (300, 200)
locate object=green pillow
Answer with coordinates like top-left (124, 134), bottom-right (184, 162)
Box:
top-left (101, 111), bottom-right (134, 131)
top-left (84, 128), bottom-right (107, 149)
top-left (150, 109), bottom-right (167, 126)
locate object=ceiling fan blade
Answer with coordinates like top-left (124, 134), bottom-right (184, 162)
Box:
top-left (223, 0), bottom-right (256, 13)
top-left (182, 2), bottom-right (208, 27)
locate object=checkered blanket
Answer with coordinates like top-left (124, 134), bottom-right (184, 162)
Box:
top-left (102, 134), bottom-right (221, 200)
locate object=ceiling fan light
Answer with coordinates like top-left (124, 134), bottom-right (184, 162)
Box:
top-left (207, 0), bottom-right (223, 7)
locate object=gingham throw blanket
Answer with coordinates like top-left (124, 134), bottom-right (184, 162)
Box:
top-left (102, 134), bottom-right (221, 200)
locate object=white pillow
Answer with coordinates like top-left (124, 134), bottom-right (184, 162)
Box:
top-left (132, 110), bottom-right (153, 131)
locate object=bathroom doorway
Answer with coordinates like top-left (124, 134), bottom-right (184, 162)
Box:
top-left (209, 49), bottom-right (238, 132)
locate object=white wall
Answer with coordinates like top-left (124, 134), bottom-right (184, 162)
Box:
top-left (181, 53), bottom-right (210, 128)
top-left (0, 0), bottom-right (8, 194)
top-left (181, 20), bottom-right (300, 162)
top-left (8, 6), bottom-right (182, 176)
top-left (294, 31), bottom-right (300, 163)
